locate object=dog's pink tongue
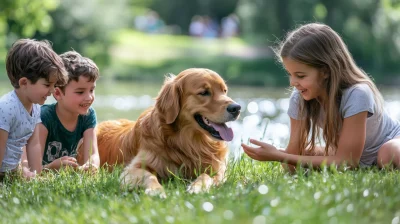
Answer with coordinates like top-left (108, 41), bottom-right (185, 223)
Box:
top-left (209, 122), bottom-right (234, 141)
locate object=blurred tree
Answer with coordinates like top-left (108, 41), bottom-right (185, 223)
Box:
top-left (0, 0), bottom-right (59, 59)
top-left (34, 0), bottom-right (132, 71)
top-left (236, 0), bottom-right (400, 77)
top-left (371, 0), bottom-right (400, 75)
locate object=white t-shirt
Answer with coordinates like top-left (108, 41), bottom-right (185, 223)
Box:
top-left (287, 83), bottom-right (400, 167)
top-left (0, 90), bottom-right (41, 172)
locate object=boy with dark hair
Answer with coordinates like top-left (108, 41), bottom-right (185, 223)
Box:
top-left (0, 39), bottom-right (67, 179)
top-left (23, 51), bottom-right (100, 173)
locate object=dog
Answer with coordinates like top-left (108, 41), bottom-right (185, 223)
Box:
top-left (96, 68), bottom-right (241, 197)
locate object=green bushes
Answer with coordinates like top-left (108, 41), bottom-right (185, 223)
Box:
top-left (110, 56), bottom-right (288, 86)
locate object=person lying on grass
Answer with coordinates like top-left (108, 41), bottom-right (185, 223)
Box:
top-left (22, 51), bottom-right (100, 174)
top-left (242, 23), bottom-right (400, 170)
top-left (0, 39), bottom-right (67, 180)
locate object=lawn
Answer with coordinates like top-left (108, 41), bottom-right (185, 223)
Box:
top-left (1, 157), bottom-right (399, 224)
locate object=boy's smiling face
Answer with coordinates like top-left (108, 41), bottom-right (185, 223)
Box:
top-left (24, 77), bottom-right (57, 105)
top-left (54, 76), bottom-right (96, 115)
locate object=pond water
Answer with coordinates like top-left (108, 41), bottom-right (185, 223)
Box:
top-left (1, 80), bottom-right (399, 157)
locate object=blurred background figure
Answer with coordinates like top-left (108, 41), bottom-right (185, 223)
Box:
top-left (134, 10), bottom-right (165, 34)
top-left (202, 16), bottom-right (219, 38)
top-left (189, 15), bottom-right (206, 37)
top-left (221, 14), bottom-right (239, 38)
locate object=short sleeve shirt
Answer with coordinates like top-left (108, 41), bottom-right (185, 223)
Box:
top-left (287, 84), bottom-right (400, 166)
top-left (41, 103), bottom-right (97, 165)
top-left (0, 90), bottom-right (41, 172)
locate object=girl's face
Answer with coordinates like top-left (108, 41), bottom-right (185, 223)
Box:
top-left (282, 57), bottom-right (328, 102)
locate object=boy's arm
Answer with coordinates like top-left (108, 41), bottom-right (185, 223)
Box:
top-left (0, 129), bottom-right (9, 169)
top-left (25, 123), bottom-right (48, 174)
top-left (81, 127), bottom-right (100, 171)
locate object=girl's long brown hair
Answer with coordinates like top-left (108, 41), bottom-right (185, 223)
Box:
top-left (276, 23), bottom-right (383, 155)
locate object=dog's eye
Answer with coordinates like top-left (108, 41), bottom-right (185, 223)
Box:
top-left (198, 90), bottom-right (210, 96)
top-left (224, 89), bottom-right (227, 93)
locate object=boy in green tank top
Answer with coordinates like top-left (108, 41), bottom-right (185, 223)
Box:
top-left (22, 51), bottom-right (100, 174)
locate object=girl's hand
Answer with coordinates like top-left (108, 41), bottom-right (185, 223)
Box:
top-left (48, 156), bottom-right (79, 170)
top-left (241, 139), bottom-right (283, 161)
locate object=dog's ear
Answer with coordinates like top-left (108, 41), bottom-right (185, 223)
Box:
top-left (155, 74), bottom-right (180, 124)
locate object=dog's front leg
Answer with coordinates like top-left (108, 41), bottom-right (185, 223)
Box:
top-left (187, 173), bottom-right (214, 194)
top-left (212, 161), bottom-right (227, 186)
top-left (120, 155), bottom-right (166, 198)
top-left (187, 161), bottom-right (228, 194)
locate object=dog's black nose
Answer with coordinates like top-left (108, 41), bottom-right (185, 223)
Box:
top-left (227, 103), bottom-right (241, 116)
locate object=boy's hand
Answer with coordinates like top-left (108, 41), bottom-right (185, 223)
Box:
top-left (79, 162), bottom-right (99, 174)
top-left (22, 167), bottom-right (36, 180)
top-left (47, 156), bottom-right (79, 170)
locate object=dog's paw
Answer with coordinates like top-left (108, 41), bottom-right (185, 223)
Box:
top-left (144, 186), bottom-right (167, 199)
top-left (187, 174), bottom-right (214, 194)
top-left (187, 184), bottom-right (208, 194)
top-left (187, 181), bottom-right (212, 194)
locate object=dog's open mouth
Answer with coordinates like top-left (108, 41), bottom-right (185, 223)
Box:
top-left (194, 114), bottom-right (233, 141)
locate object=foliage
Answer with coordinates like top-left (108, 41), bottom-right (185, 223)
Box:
top-left (111, 56), bottom-right (286, 87)
top-left (0, 159), bottom-right (400, 223)
top-left (33, 0), bottom-right (132, 71)
top-left (0, 0), bottom-right (59, 59)
top-left (235, 0), bottom-right (400, 78)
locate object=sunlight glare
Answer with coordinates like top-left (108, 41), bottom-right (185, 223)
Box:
top-left (270, 198), bottom-right (279, 207)
top-left (223, 210), bottom-right (234, 220)
top-left (258, 185), bottom-right (269, 195)
top-left (392, 216), bottom-right (400, 224)
top-left (314, 192), bottom-right (321, 200)
top-left (253, 215), bottom-right (266, 224)
top-left (247, 101), bottom-right (259, 114)
top-left (185, 201), bottom-right (194, 210)
top-left (202, 202), bottom-right (214, 212)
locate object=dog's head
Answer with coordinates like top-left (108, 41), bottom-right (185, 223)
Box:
top-left (155, 68), bottom-right (241, 141)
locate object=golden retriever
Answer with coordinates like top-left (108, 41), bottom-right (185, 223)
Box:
top-left (96, 68), bottom-right (241, 197)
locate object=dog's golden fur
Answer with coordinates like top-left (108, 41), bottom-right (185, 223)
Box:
top-left (96, 68), bottom-right (240, 196)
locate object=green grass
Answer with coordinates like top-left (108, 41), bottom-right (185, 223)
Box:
top-left (1, 157), bottom-right (400, 223)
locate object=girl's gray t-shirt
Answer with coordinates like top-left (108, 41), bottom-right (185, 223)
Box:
top-left (287, 83), bottom-right (400, 166)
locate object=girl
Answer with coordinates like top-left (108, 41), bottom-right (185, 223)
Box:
top-left (242, 23), bottom-right (400, 169)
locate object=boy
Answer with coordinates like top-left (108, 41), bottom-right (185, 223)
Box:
top-left (0, 39), bottom-right (67, 179)
top-left (23, 51), bottom-right (100, 174)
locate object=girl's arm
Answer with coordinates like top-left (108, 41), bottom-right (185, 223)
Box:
top-left (80, 127), bottom-right (100, 172)
top-left (24, 123), bottom-right (48, 174)
top-left (280, 117), bottom-right (302, 172)
top-left (242, 111), bottom-right (368, 168)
